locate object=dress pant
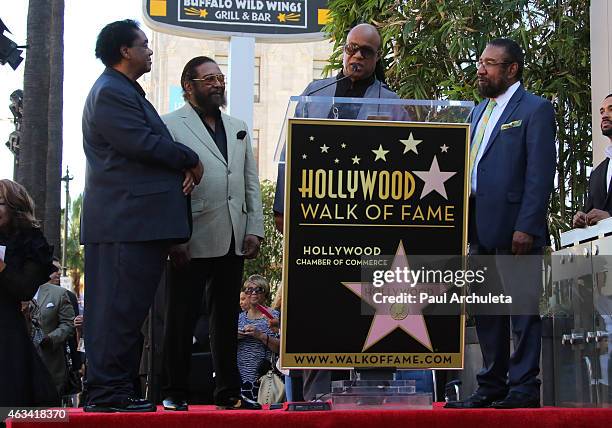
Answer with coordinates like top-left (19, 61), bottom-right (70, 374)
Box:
top-left (83, 241), bottom-right (169, 405)
top-left (162, 247), bottom-right (244, 402)
top-left (468, 198), bottom-right (542, 399)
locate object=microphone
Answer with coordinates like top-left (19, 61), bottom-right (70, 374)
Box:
top-left (305, 64), bottom-right (359, 96)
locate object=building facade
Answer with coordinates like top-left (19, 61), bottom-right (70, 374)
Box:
top-left (147, 31), bottom-right (333, 181)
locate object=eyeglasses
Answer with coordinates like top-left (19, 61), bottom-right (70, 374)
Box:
top-left (343, 43), bottom-right (378, 59)
top-left (244, 286), bottom-right (265, 295)
top-left (476, 60), bottom-right (511, 69)
top-left (191, 73), bottom-right (225, 85)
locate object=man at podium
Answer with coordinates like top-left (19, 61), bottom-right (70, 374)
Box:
top-left (573, 94), bottom-right (612, 228)
top-left (273, 23), bottom-right (402, 401)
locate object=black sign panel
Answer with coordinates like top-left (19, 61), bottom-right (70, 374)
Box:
top-left (281, 119), bottom-right (470, 369)
top-left (144, 0), bottom-right (328, 41)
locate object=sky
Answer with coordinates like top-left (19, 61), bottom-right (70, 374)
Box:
top-left (0, 0), bottom-right (148, 199)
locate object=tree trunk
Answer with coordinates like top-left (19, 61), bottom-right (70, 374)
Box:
top-left (45, 0), bottom-right (65, 256)
top-left (18, 0), bottom-right (51, 226)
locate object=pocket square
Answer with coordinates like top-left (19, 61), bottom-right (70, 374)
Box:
top-left (46, 302), bottom-right (55, 308)
top-left (501, 120), bottom-right (522, 130)
top-left (236, 130), bottom-right (247, 140)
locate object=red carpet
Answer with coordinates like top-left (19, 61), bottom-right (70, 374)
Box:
top-left (6, 403), bottom-right (612, 428)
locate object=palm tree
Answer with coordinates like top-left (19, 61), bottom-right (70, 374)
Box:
top-left (45, 0), bottom-right (65, 255)
top-left (17, 0), bottom-right (51, 226)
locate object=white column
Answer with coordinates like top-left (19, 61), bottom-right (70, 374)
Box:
top-left (590, 0), bottom-right (612, 165)
top-left (227, 36), bottom-right (255, 134)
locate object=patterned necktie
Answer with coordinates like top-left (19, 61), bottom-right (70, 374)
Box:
top-left (469, 99), bottom-right (497, 183)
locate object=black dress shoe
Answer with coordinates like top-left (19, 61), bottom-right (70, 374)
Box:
top-left (215, 394), bottom-right (262, 410)
top-left (84, 397), bottom-right (157, 413)
top-left (163, 397), bottom-right (188, 411)
top-left (490, 392), bottom-right (540, 409)
top-left (444, 391), bottom-right (506, 409)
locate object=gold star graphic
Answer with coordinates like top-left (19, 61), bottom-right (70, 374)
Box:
top-left (320, 144), bottom-right (329, 153)
top-left (334, 158), bottom-right (340, 164)
top-left (302, 154), bottom-right (307, 159)
top-left (341, 143), bottom-right (347, 148)
top-left (199, 9), bottom-right (208, 18)
top-left (352, 155), bottom-right (361, 165)
top-left (399, 132), bottom-right (422, 155)
top-left (372, 144), bottom-right (389, 162)
top-left (277, 13), bottom-right (286, 22)
top-left (440, 144), bottom-right (449, 153)
top-left (309, 136), bottom-right (315, 141)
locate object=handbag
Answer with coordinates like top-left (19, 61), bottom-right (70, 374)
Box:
top-left (28, 300), bottom-right (45, 356)
top-left (256, 351), bottom-right (285, 405)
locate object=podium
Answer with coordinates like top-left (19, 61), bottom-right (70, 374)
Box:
top-left (550, 219), bottom-right (612, 407)
top-left (275, 96), bottom-right (473, 407)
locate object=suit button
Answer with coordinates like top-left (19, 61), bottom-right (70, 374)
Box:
top-left (228, 170), bottom-right (231, 175)
top-left (228, 196), bottom-right (232, 200)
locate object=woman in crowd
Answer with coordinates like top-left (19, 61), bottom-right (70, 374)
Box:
top-left (237, 275), bottom-right (280, 401)
top-left (0, 179), bottom-right (59, 406)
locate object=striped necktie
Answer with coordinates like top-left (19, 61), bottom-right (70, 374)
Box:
top-left (469, 99), bottom-right (497, 183)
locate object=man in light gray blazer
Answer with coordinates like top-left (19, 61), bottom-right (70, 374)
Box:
top-left (34, 265), bottom-right (75, 394)
top-left (161, 56), bottom-right (264, 411)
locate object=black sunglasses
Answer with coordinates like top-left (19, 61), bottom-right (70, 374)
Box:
top-left (244, 286), bottom-right (265, 295)
top-left (343, 43), bottom-right (378, 59)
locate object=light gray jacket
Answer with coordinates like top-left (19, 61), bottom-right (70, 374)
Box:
top-left (163, 104), bottom-right (264, 258)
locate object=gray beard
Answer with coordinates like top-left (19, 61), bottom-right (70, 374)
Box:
top-left (194, 91), bottom-right (226, 111)
top-left (478, 77), bottom-right (512, 99)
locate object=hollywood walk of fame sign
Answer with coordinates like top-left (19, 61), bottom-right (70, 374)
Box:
top-left (280, 118), bottom-right (471, 369)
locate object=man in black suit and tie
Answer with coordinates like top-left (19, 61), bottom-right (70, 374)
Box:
top-left (80, 19), bottom-right (203, 413)
top-left (573, 94), bottom-right (612, 227)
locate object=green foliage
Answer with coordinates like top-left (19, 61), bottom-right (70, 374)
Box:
top-left (60, 193), bottom-right (84, 296)
top-left (324, 0), bottom-right (590, 248)
top-left (244, 180), bottom-right (284, 300)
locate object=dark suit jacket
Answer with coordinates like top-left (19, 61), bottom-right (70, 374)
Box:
top-left (81, 68), bottom-right (199, 244)
top-left (584, 158), bottom-right (612, 214)
top-left (471, 85), bottom-right (556, 249)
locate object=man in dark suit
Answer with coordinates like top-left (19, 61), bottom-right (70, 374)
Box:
top-left (573, 94), bottom-right (612, 227)
top-left (445, 38), bottom-right (556, 409)
top-left (81, 19), bottom-right (203, 413)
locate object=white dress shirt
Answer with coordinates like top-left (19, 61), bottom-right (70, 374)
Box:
top-left (471, 81), bottom-right (521, 192)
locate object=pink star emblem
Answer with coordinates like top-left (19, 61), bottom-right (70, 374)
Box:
top-left (342, 241), bottom-right (448, 352)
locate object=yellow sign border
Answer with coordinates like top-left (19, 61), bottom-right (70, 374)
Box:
top-left (280, 118), bottom-right (471, 369)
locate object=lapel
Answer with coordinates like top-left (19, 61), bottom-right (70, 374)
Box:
top-left (180, 104), bottom-right (227, 165)
top-left (305, 78), bottom-right (336, 118)
top-left (357, 79), bottom-right (383, 119)
top-left (470, 103), bottom-right (487, 141)
top-left (602, 158), bottom-right (612, 206)
top-left (480, 84), bottom-right (525, 159)
top-left (222, 113), bottom-right (239, 168)
top-left (36, 284), bottom-right (50, 307)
